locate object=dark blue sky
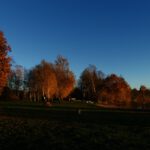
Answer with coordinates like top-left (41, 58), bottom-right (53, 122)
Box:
top-left (1, 0), bottom-right (150, 88)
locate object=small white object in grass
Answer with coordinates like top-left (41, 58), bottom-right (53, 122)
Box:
top-left (78, 109), bottom-right (81, 115)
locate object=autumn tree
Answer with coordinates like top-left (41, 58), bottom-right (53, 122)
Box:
top-left (28, 60), bottom-right (57, 101)
top-left (28, 56), bottom-right (75, 102)
top-left (98, 74), bottom-right (131, 106)
top-left (79, 65), bottom-right (104, 102)
top-left (54, 55), bottom-right (75, 100)
top-left (0, 31), bottom-right (11, 95)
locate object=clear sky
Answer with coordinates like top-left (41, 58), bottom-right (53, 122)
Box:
top-left (1, 0), bottom-right (150, 89)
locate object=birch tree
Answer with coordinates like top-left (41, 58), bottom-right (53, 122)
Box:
top-left (28, 60), bottom-right (57, 101)
top-left (79, 65), bottom-right (104, 101)
top-left (54, 55), bottom-right (75, 99)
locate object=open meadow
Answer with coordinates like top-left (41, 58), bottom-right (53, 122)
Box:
top-left (0, 101), bottom-right (150, 150)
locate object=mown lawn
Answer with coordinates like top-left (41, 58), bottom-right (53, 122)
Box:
top-left (0, 101), bottom-right (150, 150)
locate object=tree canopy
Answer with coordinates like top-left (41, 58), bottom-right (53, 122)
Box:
top-left (2, 31), bottom-right (150, 108)
top-left (79, 65), bottom-right (104, 101)
top-left (0, 31), bottom-right (11, 95)
top-left (99, 74), bottom-right (131, 106)
top-left (27, 56), bottom-right (75, 101)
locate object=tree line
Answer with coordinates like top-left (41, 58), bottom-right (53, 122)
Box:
top-left (1, 31), bottom-right (150, 108)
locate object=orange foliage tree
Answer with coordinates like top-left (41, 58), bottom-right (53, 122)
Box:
top-left (28, 56), bottom-right (75, 101)
top-left (98, 74), bottom-right (131, 106)
top-left (0, 31), bottom-right (11, 95)
top-left (54, 55), bottom-right (75, 99)
top-left (28, 60), bottom-right (57, 101)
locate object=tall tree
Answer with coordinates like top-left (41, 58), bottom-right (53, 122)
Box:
top-left (139, 85), bottom-right (147, 109)
top-left (99, 74), bottom-right (131, 106)
top-left (28, 60), bottom-right (57, 101)
top-left (0, 31), bottom-right (11, 95)
top-left (54, 55), bottom-right (75, 99)
top-left (8, 65), bottom-right (25, 97)
top-left (40, 61), bottom-right (57, 100)
top-left (79, 65), bottom-right (104, 101)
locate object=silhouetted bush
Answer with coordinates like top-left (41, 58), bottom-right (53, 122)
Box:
top-left (0, 87), bottom-right (19, 101)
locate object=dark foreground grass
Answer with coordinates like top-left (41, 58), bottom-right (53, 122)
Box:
top-left (0, 116), bottom-right (150, 150)
top-left (0, 101), bottom-right (150, 150)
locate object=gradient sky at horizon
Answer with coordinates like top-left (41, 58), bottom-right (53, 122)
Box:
top-left (1, 0), bottom-right (150, 89)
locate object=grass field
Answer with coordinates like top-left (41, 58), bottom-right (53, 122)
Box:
top-left (0, 101), bottom-right (150, 150)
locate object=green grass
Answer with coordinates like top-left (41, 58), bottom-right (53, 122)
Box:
top-left (0, 101), bottom-right (150, 149)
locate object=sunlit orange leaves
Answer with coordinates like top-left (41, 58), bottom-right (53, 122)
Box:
top-left (55, 55), bottom-right (75, 99)
top-left (28, 56), bottom-right (75, 101)
top-left (99, 74), bottom-right (131, 106)
top-left (0, 31), bottom-right (11, 95)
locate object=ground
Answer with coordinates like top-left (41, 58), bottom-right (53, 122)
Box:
top-left (0, 101), bottom-right (150, 150)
